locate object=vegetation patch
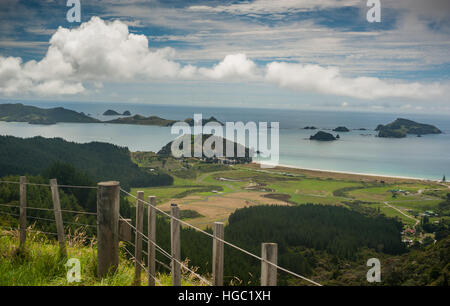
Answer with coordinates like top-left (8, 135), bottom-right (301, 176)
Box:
top-left (262, 193), bottom-right (295, 204)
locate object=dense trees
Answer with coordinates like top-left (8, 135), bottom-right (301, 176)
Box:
top-left (0, 135), bottom-right (173, 190)
top-left (0, 175), bottom-right (96, 236)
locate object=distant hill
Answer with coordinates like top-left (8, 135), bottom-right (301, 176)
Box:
top-left (0, 135), bottom-right (173, 189)
top-left (376, 118), bottom-right (442, 138)
top-left (0, 103), bottom-right (100, 125)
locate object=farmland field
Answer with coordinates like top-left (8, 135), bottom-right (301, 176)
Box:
top-left (127, 161), bottom-right (450, 230)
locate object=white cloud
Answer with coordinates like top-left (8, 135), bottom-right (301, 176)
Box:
top-left (0, 17), bottom-right (446, 102)
top-left (265, 62), bottom-right (445, 100)
top-left (0, 17), bottom-right (188, 95)
top-left (199, 54), bottom-right (259, 80)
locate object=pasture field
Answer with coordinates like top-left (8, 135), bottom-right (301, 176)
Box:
top-left (127, 162), bottom-right (450, 229)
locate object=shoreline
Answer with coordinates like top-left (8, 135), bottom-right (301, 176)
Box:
top-left (252, 161), bottom-right (439, 182)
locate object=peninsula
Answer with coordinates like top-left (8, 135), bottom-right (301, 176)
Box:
top-left (0, 103), bottom-right (100, 125)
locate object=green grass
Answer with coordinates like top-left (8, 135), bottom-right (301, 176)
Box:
top-left (127, 162), bottom-right (448, 230)
top-left (0, 227), bottom-right (203, 286)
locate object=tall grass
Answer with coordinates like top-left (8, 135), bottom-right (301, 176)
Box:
top-left (0, 225), bottom-right (204, 286)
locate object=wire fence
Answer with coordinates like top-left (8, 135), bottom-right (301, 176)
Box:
top-left (0, 178), bottom-right (322, 286)
top-left (120, 188), bottom-right (322, 286)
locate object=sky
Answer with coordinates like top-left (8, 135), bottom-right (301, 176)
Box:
top-left (0, 0), bottom-right (449, 114)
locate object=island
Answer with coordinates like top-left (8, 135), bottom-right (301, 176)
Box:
top-left (103, 109), bottom-right (132, 116)
top-left (0, 103), bottom-right (226, 128)
top-left (0, 103), bottom-right (100, 125)
top-left (303, 126), bottom-right (317, 130)
top-left (333, 126), bottom-right (350, 132)
top-left (105, 115), bottom-right (223, 127)
top-left (158, 134), bottom-right (252, 164)
top-left (309, 131), bottom-right (337, 141)
top-left (376, 118), bottom-right (442, 138)
top-left (184, 116), bottom-right (223, 127)
top-left (105, 114), bottom-right (177, 126)
top-left (103, 109), bottom-right (121, 116)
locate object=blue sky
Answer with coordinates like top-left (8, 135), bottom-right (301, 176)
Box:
top-left (0, 0), bottom-right (449, 113)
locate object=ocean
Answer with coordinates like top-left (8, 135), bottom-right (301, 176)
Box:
top-left (1, 100), bottom-right (449, 180)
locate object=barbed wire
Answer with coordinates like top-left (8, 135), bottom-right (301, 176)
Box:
top-left (0, 203), bottom-right (97, 215)
top-left (120, 216), bottom-right (212, 286)
top-left (121, 188), bottom-right (322, 286)
top-left (126, 238), bottom-right (172, 271)
top-left (122, 245), bottom-right (163, 286)
top-left (0, 180), bottom-right (97, 189)
top-left (0, 209), bottom-right (96, 228)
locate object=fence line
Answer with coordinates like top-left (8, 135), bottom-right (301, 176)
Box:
top-left (119, 215), bottom-right (211, 286)
top-left (122, 245), bottom-right (163, 286)
top-left (0, 206), bottom-right (96, 228)
top-left (0, 178), bottom-right (322, 286)
top-left (0, 179), bottom-right (97, 257)
top-left (0, 203), bottom-right (97, 215)
top-left (120, 188), bottom-right (322, 286)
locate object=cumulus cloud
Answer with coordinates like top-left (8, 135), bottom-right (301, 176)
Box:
top-left (265, 62), bottom-right (444, 100)
top-left (199, 54), bottom-right (259, 80)
top-left (0, 17), bottom-right (187, 95)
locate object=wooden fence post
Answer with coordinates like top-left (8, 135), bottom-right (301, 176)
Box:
top-left (97, 181), bottom-right (120, 278)
top-left (19, 176), bottom-right (27, 250)
top-left (261, 243), bottom-right (277, 286)
top-left (148, 196), bottom-right (157, 286)
top-left (119, 218), bottom-right (132, 242)
top-left (50, 179), bottom-right (67, 257)
top-left (171, 204), bottom-right (181, 286)
top-left (212, 222), bottom-right (224, 286)
top-left (133, 191), bottom-right (144, 286)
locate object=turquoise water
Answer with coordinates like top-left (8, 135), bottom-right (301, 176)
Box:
top-left (0, 101), bottom-right (449, 180)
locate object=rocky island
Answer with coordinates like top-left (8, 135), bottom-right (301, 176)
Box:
top-left (310, 131), bottom-right (337, 141)
top-left (376, 118), bottom-right (442, 138)
top-left (333, 126), bottom-right (350, 132)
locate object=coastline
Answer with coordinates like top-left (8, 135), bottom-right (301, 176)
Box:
top-left (251, 161), bottom-right (439, 183)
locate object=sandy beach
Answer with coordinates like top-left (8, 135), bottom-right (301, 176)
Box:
top-left (250, 162), bottom-right (443, 184)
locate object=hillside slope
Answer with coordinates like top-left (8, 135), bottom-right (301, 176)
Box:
top-left (0, 103), bottom-right (100, 125)
top-left (0, 135), bottom-right (172, 189)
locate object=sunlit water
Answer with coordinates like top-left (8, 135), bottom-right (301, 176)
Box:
top-left (1, 101), bottom-right (449, 180)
